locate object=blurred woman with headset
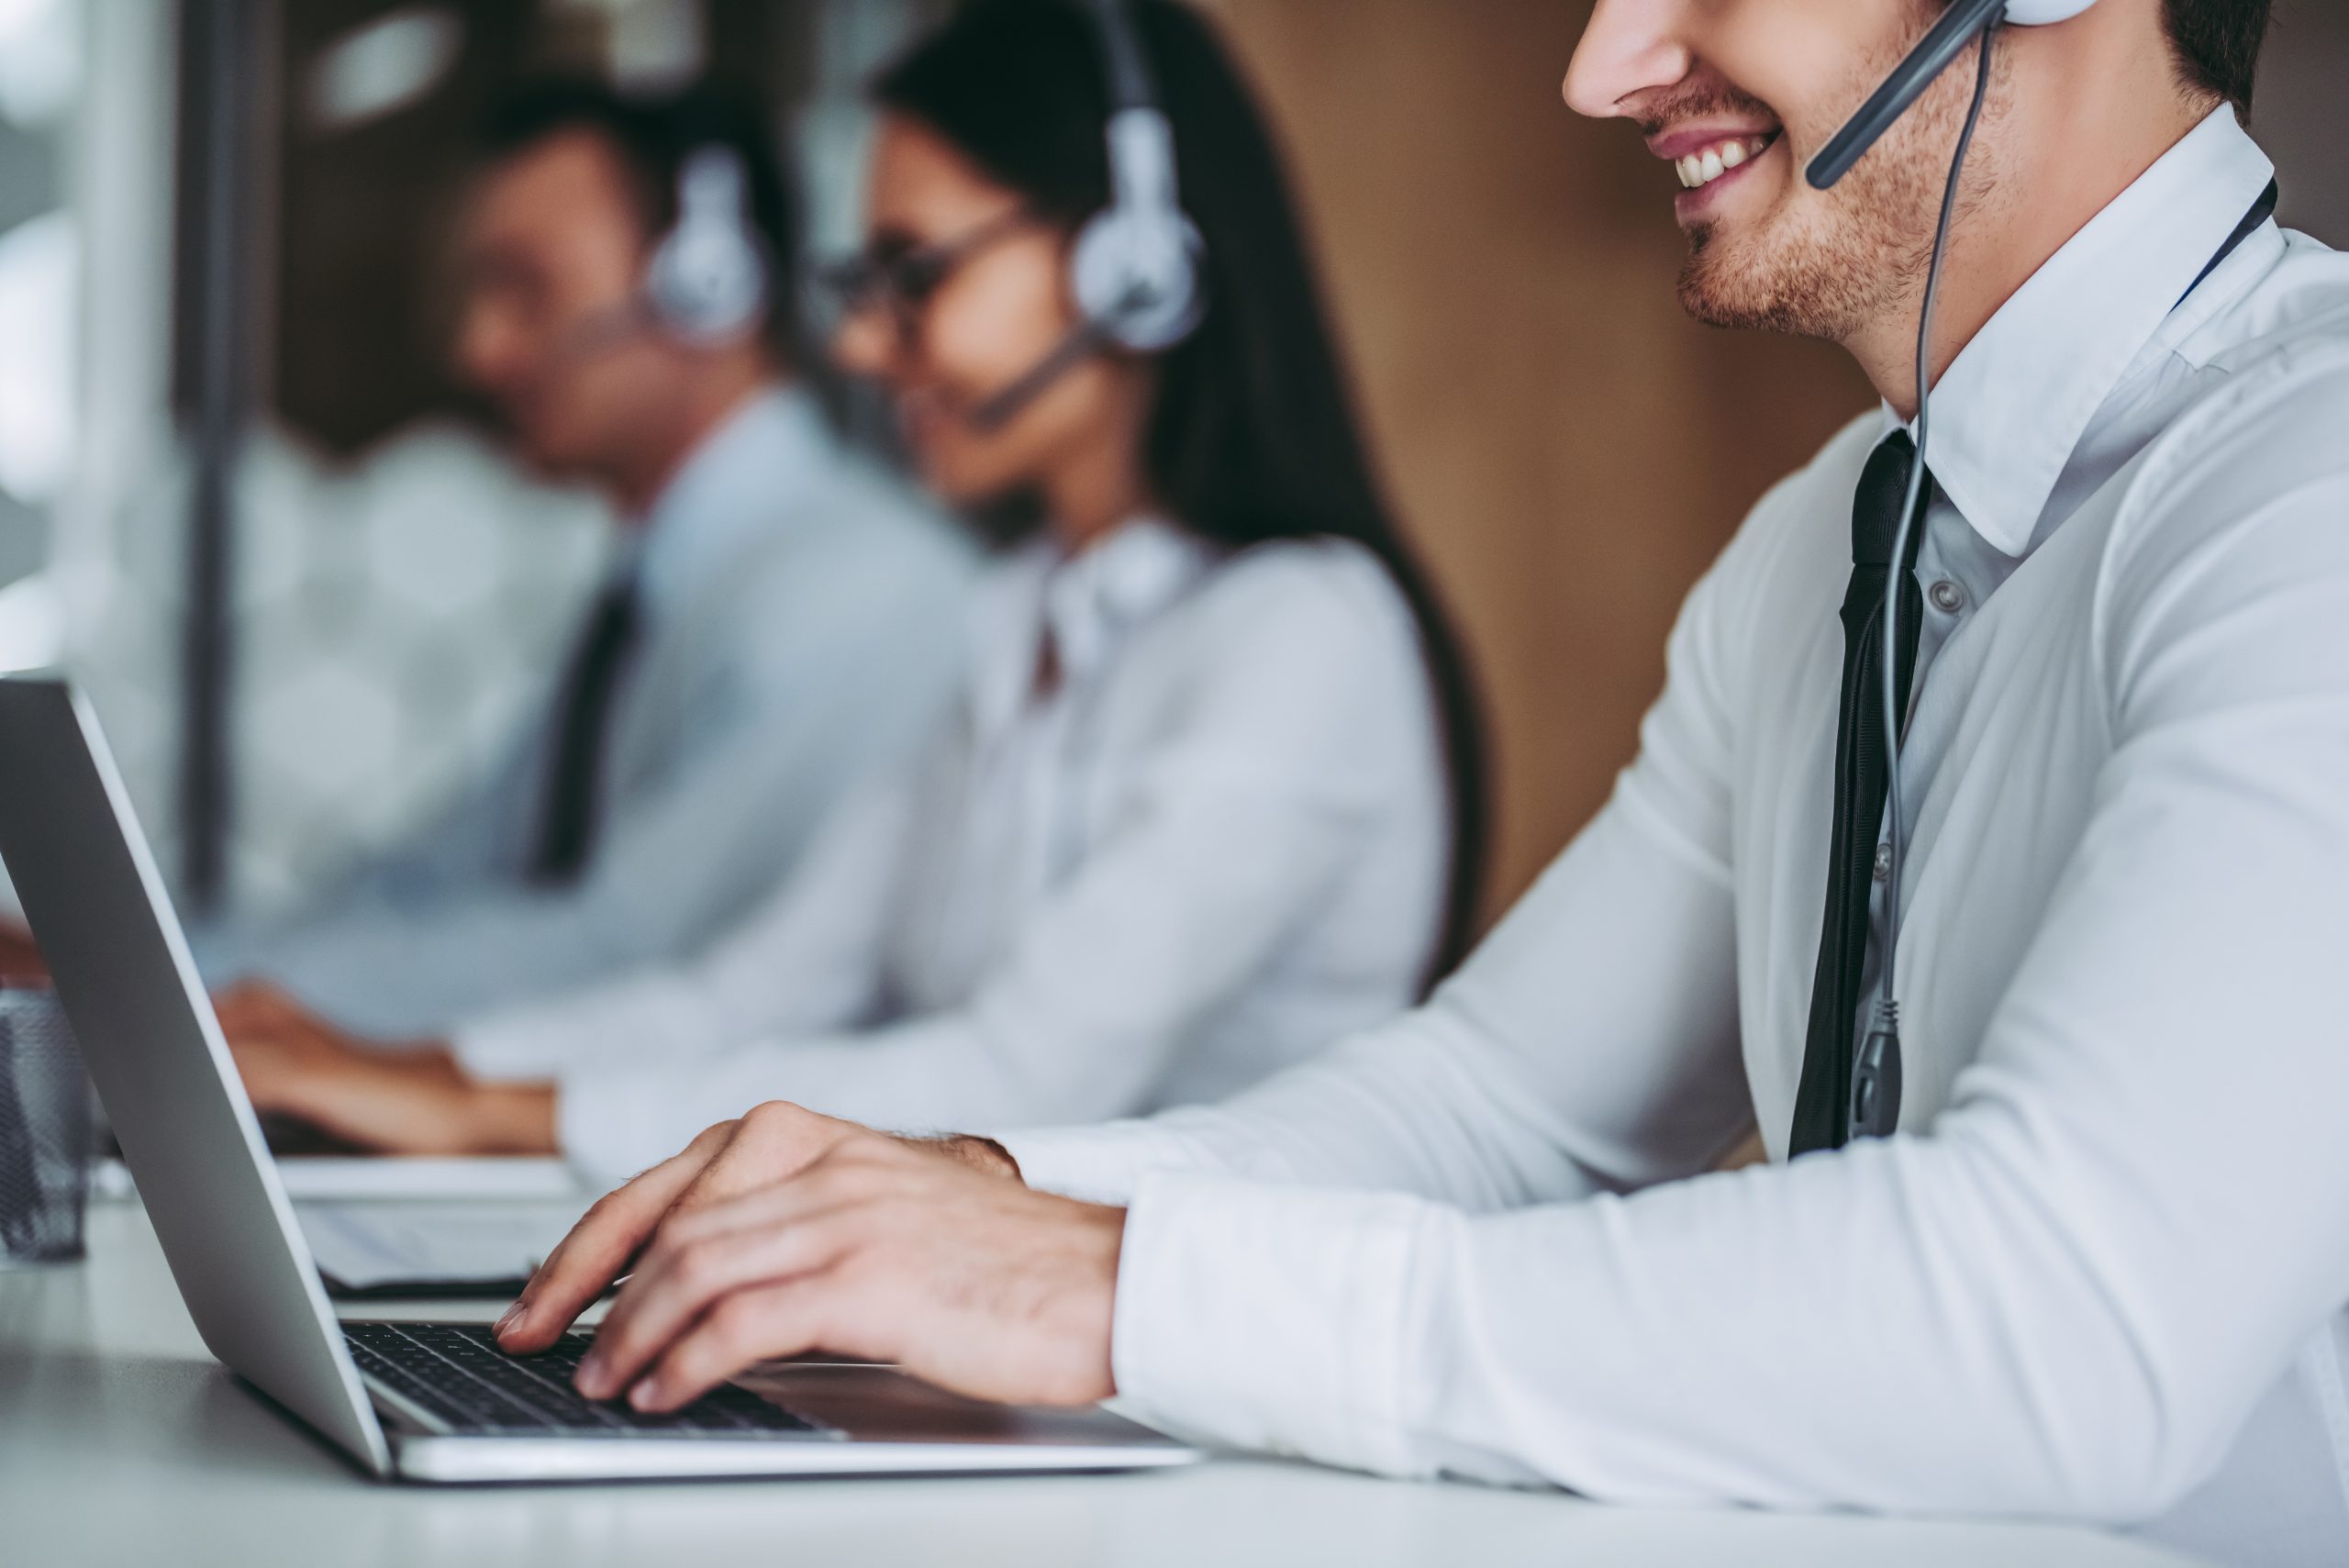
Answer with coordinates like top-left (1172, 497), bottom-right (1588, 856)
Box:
top-left (223, 0), bottom-right (1489, 1177)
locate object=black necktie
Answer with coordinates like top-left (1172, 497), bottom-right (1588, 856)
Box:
top-left (1788, 431), bottom-right (1930, 1156)
top-left (529, 578), bottom-right (643, 885)
top-left (1779, 181), bottom-right (2280, 1156)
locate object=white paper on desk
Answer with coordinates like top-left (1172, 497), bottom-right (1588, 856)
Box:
top-left (295, 1199), bottom-right (591, 1291)
top-left (274, 1157), bottom-right (586, 1202)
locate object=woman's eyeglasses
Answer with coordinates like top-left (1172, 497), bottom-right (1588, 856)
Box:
top-left (816, 206), bottom-right (1040, 343)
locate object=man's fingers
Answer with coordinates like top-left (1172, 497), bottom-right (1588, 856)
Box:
top-left (215, 981), bottom-right (299, 1033)
top-left (226, 1035), bottom-right (301, 1108)
top-left (625, 1279), bottom-right (842, 1413)
top-left (496, 1181), bottom-right (690, 1352)
top-left (676, 1099), bottom-right (852, 1211)
top-left (574, 1184), bottom-right (863, 1400)
top-left (495, 1122), bottom-right (735, 1351)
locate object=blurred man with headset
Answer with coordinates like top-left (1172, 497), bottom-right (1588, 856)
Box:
top-left (192, 83), bottom-right (974, 1039)
top-left (496, 2), bottom-right (2347, 1558)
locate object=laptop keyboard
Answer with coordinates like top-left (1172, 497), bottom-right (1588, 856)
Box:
top-left (343, 1321), bottom-right (829, 1439)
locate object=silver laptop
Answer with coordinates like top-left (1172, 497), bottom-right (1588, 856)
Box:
top-left (0, 674), bottom-right (1198, 1484)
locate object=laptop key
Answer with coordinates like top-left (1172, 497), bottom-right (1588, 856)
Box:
top-left (345, 1338), bottom-right (485, 1429)
top-left (343, 1322), bottom-right (825, 1439)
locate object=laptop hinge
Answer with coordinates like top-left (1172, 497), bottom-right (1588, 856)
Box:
top-left (359, 1373), bottom-right (456, 1437)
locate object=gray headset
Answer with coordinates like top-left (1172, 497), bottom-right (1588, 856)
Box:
top-left (1074, 0), bottom-right (1204, 350)
top-left (640, 144), bottom-right (771, 344)
top-left (968, 0), bottom-right (1205, 430)
top-left (545, 140), bottom-right (772, 368)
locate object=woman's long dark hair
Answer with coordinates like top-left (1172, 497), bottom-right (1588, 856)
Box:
top-left (874, 0), bottom-right (1488, 984)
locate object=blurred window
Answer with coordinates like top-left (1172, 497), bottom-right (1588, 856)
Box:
top-left (0, 0), bottom-right (78, 670)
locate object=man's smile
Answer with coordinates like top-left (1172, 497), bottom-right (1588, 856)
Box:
top-left (1670, 131), bottom-right (1779, 190)
top-left (1642, 120), bottom-right (1785, 222)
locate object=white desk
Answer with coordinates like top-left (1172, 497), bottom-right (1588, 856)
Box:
top-left (1, 1202), bottom-right (2204, 1568)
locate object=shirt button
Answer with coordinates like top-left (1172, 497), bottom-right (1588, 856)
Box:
top-left (1929, 578), bottom-right (1967, 614)
top-left (1872, 841), bottom-right (1892, 884)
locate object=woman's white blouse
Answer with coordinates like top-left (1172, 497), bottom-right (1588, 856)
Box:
top-left (453, 518), bottom-right (1453, 1178)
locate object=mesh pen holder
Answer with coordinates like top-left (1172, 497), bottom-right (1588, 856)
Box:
top-left (0, 986), bottom-right (91, 1264)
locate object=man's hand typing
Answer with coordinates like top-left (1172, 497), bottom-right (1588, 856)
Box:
top-left (493, 1102), bottom-right (1115, 1413)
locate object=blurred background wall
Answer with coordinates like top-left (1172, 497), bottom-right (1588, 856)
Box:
top-left (0, 0), bottom-right (2343, 925)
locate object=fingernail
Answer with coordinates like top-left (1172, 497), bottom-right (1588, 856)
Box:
top-left (493, 1301), bottom-right (525, 1336)
top-left (628, 1378), bottom-right (659, 1411)
top-left (576, 1352), bottom-right (607, 1395)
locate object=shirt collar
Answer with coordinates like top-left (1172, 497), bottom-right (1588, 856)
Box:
top-left (629, 384), bottom-right (834, 612)
top-left (1882, 106), bottom-right (2277, 558)
top-left (968, 516), bottom-right (1218, 738)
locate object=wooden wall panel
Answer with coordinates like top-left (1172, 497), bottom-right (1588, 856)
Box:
top-left (1198, 0), bottom-right (1874, 916)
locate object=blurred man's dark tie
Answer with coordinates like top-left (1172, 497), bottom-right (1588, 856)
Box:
top-left (529, 578), bottom-right (643, 885)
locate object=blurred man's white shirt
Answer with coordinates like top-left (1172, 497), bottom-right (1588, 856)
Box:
top-left (191, 385), bottom-right (976, 1036)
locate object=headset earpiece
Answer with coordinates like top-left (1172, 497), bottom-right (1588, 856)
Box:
top-left (965, 0), bottom-right (1203, 432)
top-left (2002, 0), bottom-right (2099, 21)
top-left (1072, 106), bottom-right (1205, 352)
top-left (1072, 0), bottom-right (1203, 353)
top-left (643, 146), bottom-right (771, 345)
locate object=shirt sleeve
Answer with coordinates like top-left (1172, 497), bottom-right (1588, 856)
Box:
top-left (551, 552), bottom-right (1456, 1181)
top-left (449, 772), bottom-right (920, 1082)
top-left (1003, 791), bottom-right (1750, 1210)
top-left (207, 529), bottom-right (970, 1040)
top-left (1102, 365), bottom-right (2349, 1521)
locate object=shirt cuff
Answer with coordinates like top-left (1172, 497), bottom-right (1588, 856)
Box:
top-left (996, 1120), bottom-right (1208, 1207)
top-left (449, 1006), bottom-right (564, 1083)
top-left (1108, 1170), bottom-right (1431, 1475)
top-left (553, 1067), bottom-right (694, 1184)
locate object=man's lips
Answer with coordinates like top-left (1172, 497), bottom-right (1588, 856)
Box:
top-left (1643, 121), bottom-right (1780, 161)
top-left (896, 389), bottom-right (973, 453)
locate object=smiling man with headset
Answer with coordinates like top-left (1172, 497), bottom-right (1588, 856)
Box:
top-left (493, 2), bottom-right (2349, 1558)
top-left (193, 83), bottom-right (975, 1041)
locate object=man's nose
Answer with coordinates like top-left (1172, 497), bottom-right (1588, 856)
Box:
top-left (829, 302), bottom-right (898, 381)
top-left (451, 308), bottom-right (524, 395)
top-left (1564, 0), bottom-right (1696, 120)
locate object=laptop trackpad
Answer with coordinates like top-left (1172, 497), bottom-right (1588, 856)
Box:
top-left (734, 1362), bottom-right (1161, 1446)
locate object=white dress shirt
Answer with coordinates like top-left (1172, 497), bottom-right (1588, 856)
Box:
top-left (195, 388), bottom-right (976, 1037)
top-left (456, 517), bottom-right (1453, 1181)
top-left (1006, 112), bottom-right (2349, 1566)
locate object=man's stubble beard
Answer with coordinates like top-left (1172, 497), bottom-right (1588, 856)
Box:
top-left (1677, 23), bottom-right (2011, 343)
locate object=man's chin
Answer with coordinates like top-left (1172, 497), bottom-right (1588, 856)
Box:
top-left (1676, 246), bottom-right (1786, 332)
top-left (511, 437), bottom-right (597, 488)
top-left (1675, 230), bottom-right (1865, 340)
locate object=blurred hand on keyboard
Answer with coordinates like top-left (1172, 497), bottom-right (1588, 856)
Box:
top-left (0, 917), bottom-right (47, 986)
top-left (215, 982), bottom-right (557, 1157)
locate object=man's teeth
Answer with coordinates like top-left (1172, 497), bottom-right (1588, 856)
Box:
top-left (1675, 136), bottom-right (1774, 191)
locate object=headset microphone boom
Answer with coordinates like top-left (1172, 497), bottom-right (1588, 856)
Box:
top-left (1807, 0), bottom-right (2099, 191)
